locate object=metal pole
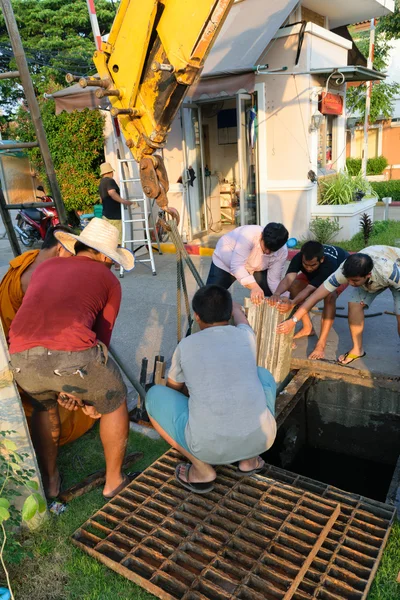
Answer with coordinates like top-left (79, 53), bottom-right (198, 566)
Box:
top-left (0, 0), bottom-right (68, 224)
top-left (86, 0), bottom-right (102, 51)
top-left (0, 187), bottom-right (21, 256)
top-left (362, 18), bottom-right (375, 177)
top-left (84, 0), bottom-right (126, 177)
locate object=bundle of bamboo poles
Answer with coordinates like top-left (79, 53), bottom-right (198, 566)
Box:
top-left (245, 299), bottom-right (295, 389)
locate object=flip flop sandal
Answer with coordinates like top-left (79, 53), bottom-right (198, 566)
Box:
top-left (175, 463), bottom-right (215, 494)
top-left (103, 473), bottom-right (134, 500)
top-left (337, 351), bottom-right (366, 366)
top-left (237, 457), bottom-right (266, 476)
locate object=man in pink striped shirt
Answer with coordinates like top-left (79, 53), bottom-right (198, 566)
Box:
top-left (206, 223), bottom-right (288, 304)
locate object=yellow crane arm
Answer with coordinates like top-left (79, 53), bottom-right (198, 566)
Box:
top-left (71, 0), bottom-right (234, 212)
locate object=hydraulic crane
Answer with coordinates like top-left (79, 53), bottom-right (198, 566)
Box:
top-left (69, 0), bottom-right (234, 219)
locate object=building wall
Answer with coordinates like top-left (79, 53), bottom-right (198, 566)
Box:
top-left (382, 122), bottom-right (400, 179)
top-left (346, 121), bottom-right (400, 180)
top-left (258, 24), bottom-right (350, 237)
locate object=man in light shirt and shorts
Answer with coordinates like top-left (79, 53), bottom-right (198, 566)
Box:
top-left (277, 246), bottom-right (400, 365)
top-left (145, 285), bottom-right (277, 494)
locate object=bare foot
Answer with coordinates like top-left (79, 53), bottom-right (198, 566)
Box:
top-left (293, 327), bottom-right (316, 340)
top-left (308, 344), bottom-right (326, 360)
top-left (45, 470), bottom-right (61, 498)
top-left (292, 341), bottom-right (297, 350)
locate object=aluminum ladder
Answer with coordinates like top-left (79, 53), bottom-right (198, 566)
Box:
top-left (117, 158), bottom-right (161, 277)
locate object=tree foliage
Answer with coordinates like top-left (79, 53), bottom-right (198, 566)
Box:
top-left (377, 0), bottom-right (400, 40)
top-left (14, 98), bottom-right (105, 212)
top-left (347, 20), bottom-right (400, 123)
top-left (0, 0), bottom-right (118, 112)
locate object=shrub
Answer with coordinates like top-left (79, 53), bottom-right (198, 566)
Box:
top-left (359, 213), bottom-right (373, 246)
top-left (346, 156), bottom-right (388, 176)
top-left (14, 99), bottom-right (105, 213)
top-left (368, 156), bottom-right (388, 175)
top-left (371, 180), bottom-right (400, 201)
top-left (319, 170), bottom-right (376, 205)
top-left (346, 158), bottom-right (362, 176)
top-left (308, 217), bottom-right (342, 244)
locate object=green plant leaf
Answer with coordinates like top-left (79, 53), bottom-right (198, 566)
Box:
top-left (33, 493), bottom-right (46, 514)
top-left (27, 480), bottom-right (39, 491)
top-left (0, 497), bottom-right (10, 509)
top-left (0, 506), bottom-right (10, 522)
top-left (22, 494), bottom-right (38, 522)
top-left (2, 439), bottom-right (17, 451)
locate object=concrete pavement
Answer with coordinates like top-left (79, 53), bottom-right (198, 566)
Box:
top-left (0, 225), bottom-right (399, 380)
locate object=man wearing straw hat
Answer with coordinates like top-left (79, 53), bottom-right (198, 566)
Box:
top-left (99, 161), bottom-right (134, 243)
top-left (8, 218), bottom-right (135, 499)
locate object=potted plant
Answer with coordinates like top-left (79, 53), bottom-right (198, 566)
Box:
top-left (312, 169), bottom-right (378, 240)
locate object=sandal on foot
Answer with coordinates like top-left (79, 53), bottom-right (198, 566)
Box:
top-left (237, 457), bottom-right (265, 476)
top-left (103, 474), bottom-right (132, 500)
top-left (175, 463), bottom-right (215, 494)
top-left (337, 351), bottom-right (366, 366)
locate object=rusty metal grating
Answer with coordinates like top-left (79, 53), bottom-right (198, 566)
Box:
top-left (72, 450), bottom-right (395, 600)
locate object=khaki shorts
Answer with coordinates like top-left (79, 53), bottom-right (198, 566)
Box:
top-left (102, 216), bottom-right (122, 244)
top-left (10, 344), bottom-right (126, 414)
top-left (348, 286), bottom-right (400, 315)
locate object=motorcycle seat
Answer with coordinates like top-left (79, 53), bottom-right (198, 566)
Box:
top-left (24, 208), bottom-right (42, 221)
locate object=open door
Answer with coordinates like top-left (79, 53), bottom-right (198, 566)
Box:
top-left (182, 104), bottom-right (207, 238)
top-left (237, 93), bottom-right (259, 225)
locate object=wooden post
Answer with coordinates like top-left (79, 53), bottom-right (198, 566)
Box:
top-left (0, 186), bottom-right (21, 256)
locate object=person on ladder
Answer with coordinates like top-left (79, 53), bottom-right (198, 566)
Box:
top-left (206, 223), bottom-right (289, 304)
top-left (99, 162), bottom-right (135, 245)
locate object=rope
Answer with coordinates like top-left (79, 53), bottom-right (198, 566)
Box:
top-left (168, 221), bottom-right (204, 342)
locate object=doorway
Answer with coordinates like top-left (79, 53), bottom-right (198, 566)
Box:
top-left (181, 93), bottom-right (259, 241)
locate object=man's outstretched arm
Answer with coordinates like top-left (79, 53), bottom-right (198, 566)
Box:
top-left (277, 283), bottom-right (331, 334)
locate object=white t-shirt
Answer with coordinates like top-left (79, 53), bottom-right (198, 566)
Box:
top-left (168, 324), bottom-right (277, 464)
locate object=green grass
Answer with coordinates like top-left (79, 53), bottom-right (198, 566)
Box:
top-left (338, 220), bottom-right (400, 252)
top-left (6, 428), bottom-right (168, 600)
top-left (368, 519), bottom-right (400, 600)
top-left (297, 220), bottom-right (400, 252)
top-left (4, 425), bottom-right (400, 599)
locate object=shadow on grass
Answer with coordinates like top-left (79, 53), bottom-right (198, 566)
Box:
top-left (7, 428), bottom-right (169, 600)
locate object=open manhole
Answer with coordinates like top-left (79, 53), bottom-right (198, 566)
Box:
top-left (270, 366), bottom-right (400, 507)
top-left (72, 449), bottom-right (395, 600)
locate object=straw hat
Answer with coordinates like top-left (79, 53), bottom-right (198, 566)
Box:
top-left (54, 218), bottom-right (135, 271)
top-left (100, 162), bottom-right (114, 176)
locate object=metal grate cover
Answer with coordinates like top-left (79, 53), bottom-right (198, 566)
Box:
top-left (72, 450), bottom-right (395, 600)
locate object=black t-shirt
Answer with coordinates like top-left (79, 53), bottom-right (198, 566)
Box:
top-left (286, 245), bottom-right (349, 288)
top-left (99, 177), bottom-right (121, 220)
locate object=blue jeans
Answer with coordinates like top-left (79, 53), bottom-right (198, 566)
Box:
top-left (145, 367), bottom-right (276, 454)
top-left (206, 261), bottom-right (272, 296)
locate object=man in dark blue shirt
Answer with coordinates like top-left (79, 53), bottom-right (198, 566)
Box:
top-left (270, 241), bottom-right (349, 360)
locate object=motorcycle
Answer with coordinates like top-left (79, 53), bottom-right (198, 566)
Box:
top-left (14, 193), bottom-right (60, 247)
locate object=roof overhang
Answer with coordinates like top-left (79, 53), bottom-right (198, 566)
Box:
top-left (302, 0), bottom-right (394, 28)
top-left (310, 66), bottom-right (386, 82)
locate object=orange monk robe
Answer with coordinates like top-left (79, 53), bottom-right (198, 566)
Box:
top-left (0, 250), bottom-right (94, 445)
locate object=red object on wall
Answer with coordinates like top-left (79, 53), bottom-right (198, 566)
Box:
top-left (319, 92), bottom-right (343, 115)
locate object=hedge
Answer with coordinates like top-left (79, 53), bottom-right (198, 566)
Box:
top-left (370, 180), bottom-right (400, 200)
top-left (346, 156), bottom-right (388, 176)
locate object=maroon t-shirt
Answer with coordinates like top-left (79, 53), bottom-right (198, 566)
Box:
top-left (9, 255), bottom-right (122, 354)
